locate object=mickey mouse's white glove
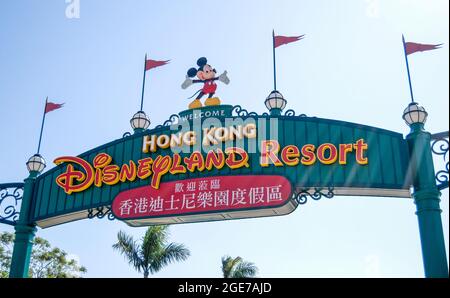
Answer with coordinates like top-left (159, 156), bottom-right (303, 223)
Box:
top-left (181, 75), bottom-right (193, 89)
top-left (218, 71), bottom-right (230, 84)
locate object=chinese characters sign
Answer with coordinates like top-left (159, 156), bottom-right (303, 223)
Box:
top-left (111, 175), bottom-right (292, 220)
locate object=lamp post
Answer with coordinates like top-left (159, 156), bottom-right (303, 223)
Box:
top-left (265, 90), bottom-right (287, 116)
top-left (403, 102), bottom-right (449, 278)
top-left (130, 110), bottom-right (151, 133)
top-left (9, 154), bottom-right (46, 278)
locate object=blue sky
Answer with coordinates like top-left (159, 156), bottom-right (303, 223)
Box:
top-left (0, 0), bottom-right (448, 277)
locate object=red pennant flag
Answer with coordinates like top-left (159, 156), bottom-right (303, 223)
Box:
top-left (145, 59), bottom-right (170, 71)
top-left (405, 42), bottom-right (443, 55)
top-left (274, 35), bottom-right (305, 48)
top-left (45, 102), bottom-right (64, 113)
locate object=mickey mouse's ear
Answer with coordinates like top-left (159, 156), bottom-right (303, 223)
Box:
top-left (187, 68), bottom-right (198, 78)
top-left (197, 57), bottom-right (207, 67)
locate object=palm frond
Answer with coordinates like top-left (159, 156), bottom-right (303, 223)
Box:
top-left (221, 256), bottom-right (258, 278)
top-left (141, 225), bottom-right (169, 263)
top-left (232, 261), bottom-right (258, 278)
top-left (221, 255), bottom-right (242, 278)
top-left (112, 226), bottom-right (190, 277)
top-left (150, 242), bottom-right (190, 274)
top-left (112, 231), bottom-right (143, 273)
top-left (221, 256), bottom-right (231, 278)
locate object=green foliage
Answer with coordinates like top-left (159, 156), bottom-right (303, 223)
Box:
top-left (221, 255), bottom-right (258, 278)
top-left (113, 225), bottom-right (190, 278)
top-left (0, 232), bottom-right (13, 278)
top-left (0, 232), bottom-right (87, 278)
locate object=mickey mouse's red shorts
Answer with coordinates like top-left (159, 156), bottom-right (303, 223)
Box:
top-left (202, 81), bottom-right (217, 94)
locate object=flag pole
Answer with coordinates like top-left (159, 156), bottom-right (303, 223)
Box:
top-left (36, 97), bottom-right (48, 154)
top-left (402, 35), bottom-right (415, 103)
top-left (272, 30), bottom-right (277, 91)
top-left (140, 53), bottom-right (147, 111)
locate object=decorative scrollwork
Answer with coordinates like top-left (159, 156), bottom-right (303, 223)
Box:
top-left (284, 109), bottom-right (296, 116)
top-left (431, 131), bottom-right (449, 190)
top-left (87, 205), bottom-right (115, 221)
top-left (292, 187), bottom-right (334, 205)
top-left (230, 106), bottom-right (307, 117)
top-left (155, 114), bottom-right (180, 129)
top-left (122, 132), bottom-right (132, 138)
top-left (231, 105), bottom-right (259, 117)
top-left (0, 183), bottom-right (24, 226)
top-left (283, 109), bottom-right (307, 117)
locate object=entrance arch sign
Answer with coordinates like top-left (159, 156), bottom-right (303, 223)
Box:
top-left (30, 106), bottom-right (411, 228)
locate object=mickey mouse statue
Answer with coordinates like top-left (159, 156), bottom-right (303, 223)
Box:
top-left (181, 57), bottom-right (230, 109)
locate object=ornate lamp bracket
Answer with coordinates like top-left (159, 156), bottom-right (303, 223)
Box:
top-left (431, 131), bottom-right (449, 190)
top-left (0, 183), bottom-right (24, 226)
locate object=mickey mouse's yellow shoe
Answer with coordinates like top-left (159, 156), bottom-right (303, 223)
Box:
top-left (204, 97), bottom-right (221, 106)
top-left (188, 99), bottom-right (203, 109)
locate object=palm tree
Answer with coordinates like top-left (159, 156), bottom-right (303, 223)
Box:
top-left (112, 225), bottom-right (190, 278)
top-left (221, 255), bottom-right (258, 278)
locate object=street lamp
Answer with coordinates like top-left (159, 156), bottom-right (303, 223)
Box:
top-left (402, 101), bottom-right (449, 277)
top-left (26, 154), bottom-right (46, 174)
top-left (402, 102), bottom-right (428, 126)
top-left (265, 90), bottom-right (287, 116)
top-left (130, 111), bottom-right (150, 132)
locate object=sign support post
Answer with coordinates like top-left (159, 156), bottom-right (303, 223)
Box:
top-left (405, 113), bottom-right (449, 277)
top-left (9, 172), bottom-right (38, 278)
